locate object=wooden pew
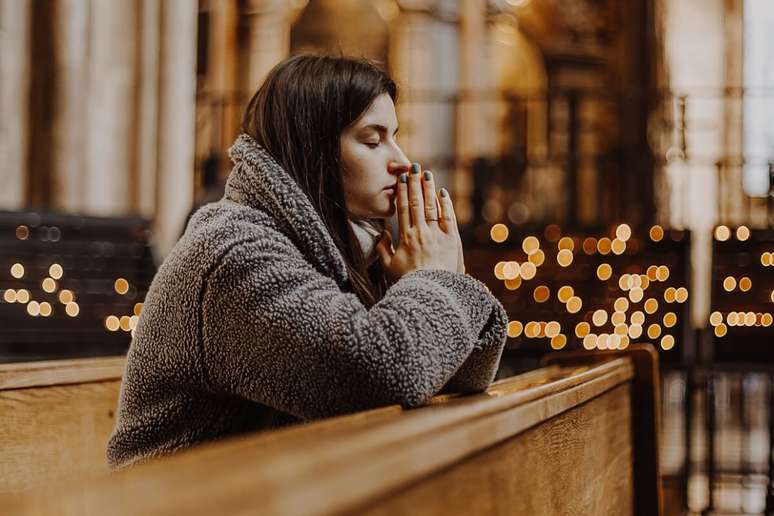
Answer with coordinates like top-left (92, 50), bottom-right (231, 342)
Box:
top-left (3, 345), bottom-right (661, 515)
top-left (0, 356), bottom-right (126, 496)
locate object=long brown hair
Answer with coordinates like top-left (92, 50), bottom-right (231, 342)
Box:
top-left (241, 54), bottom-right (396, 308)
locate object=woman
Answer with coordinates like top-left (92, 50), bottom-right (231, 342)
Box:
top-left (107, 55), bottom-right (507, 469)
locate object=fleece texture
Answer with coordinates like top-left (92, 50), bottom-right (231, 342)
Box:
top-left (106, 134), bottom-right (507, 469)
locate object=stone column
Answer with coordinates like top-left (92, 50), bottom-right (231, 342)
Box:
top-left (155, 0), bottom-right (198, 257)
top-left (83, 0), bottom-right (138, 215)
top-left (243, 0), bottom-right (296, 96)
top-left (51, 0), bottom-right (89, 213)
top-left (0, 0), bottom-right (31, 210)
top-left (391, 0), bottom-right (459, 211)
top-left (136, 0), bottom-right (161, 219)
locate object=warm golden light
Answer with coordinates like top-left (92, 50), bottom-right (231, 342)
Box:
top-left (736, 226), bottom-right (750, 241)
top-left (550, 334), bottom-right (567, 350)
top-left (545, 321), bottom-right (560, 338)
top-left (614, 324), bottom-right (628, 336)
top-left (575, 322), bottom-right (591, 338)
top-left (533, 285), bottom-right (550, 303)
top-left (505, 277), bottom-right (522, 290)
top-left (649, 225), bottom-right (664, 242)
top-left (664, 287), bottom-right (676, 303)
top-left (58, 290), bottom-right (74, 304)
top-left (660, 335), bottom-right (675, 350)
top-left (10, 263), bottom-right (24, 279)
top-left (629, 287), bottom-right (644, 303)
top-left (614, 297), bottom-right (629, 312)
top-left (611, 312), bottom-right (626, 326)
top-left (557, 285), bottom-right (574, 303)
top-left (566, 296), bottom-right (582, 313)
top-left (114, 278), bottom-right (130, 295)
top-left (592, 309), bottom-right (608, 327)
top-left (646, 265), bottom-right (658, 281)
top-left (105, 315), bottom-right (120, 332)
top-left (619, 335), bottom-right (630, 350)
top-left (727, 312), bottom-right (739, 326)
top-left (556, 249), bottom-right (573, 267)
top-left (611, 239), bottom-right (626, 255)
top-left (528, 249), bottom-right (545, 266)
top-left (675, 287), bottom-right (688, 303)
top-left (628, 324), bottom-right (643, 339)
top-left (494, 261), bottom-right (506, 280)
top-left (631, 311), bottom-right (646, 325)
top-left (39, 302), bottom-right (52, 317)
top-left (524, 321), bottom-right (540, 338)
top-left (3, 289), bottom-right (17, 303)
top-left (714, 323), bottom-right (728, 337)
top-left (745, 312), bottom-right (756, 326)
top-left (597, 334), bottom-right (609, 350)
top-left (65, 302), bottom-right (79, 317)
top-left (738, 277), bottom-right (752, 292)
top-left (16, 225), bottom-right (29, 240)
top-left (582, 237), bottom-right (597, 255)
top-left (507, 321), bottom-right (523, 338)
top-left (655, 266), bottom-right (670, 282)
top-left (522, 236), bottom-right (540, 255)
top-left (520, 262), bottom-right (537, 280)
top-left (762, 252), bottom-right (772, 266)
top-left (639, 275), bottom-right (650, 290)
top-left (129, 315), bottom-right (140, 330)
top-left (558, 236), bottom-right (574, 251)
top-left (644, 298), bottom-right (658, 314)
top-left (619, 274), bottom-right (630, 291)
top-left (647, 324), bottom-right (662, 339)
top-left (597, 237), bottom-right (612, 255)
top-left (615, 224), bottom-right (632, 242)
top-left (583, 334), bottom-right (597, 350)
top-left (709, 311), bottom-right (723, 326)
top-left (663, 312), bottom-right (677, 328)
top-left (120, 316), bottom-right (131, 332)
top-left (597, 263), bottom-right (612, 281)
top-left (714, 225), bottom-right (730, 241)
top-left (762, 313), bottom-right (773, 327)
top-left (16, 289), bottom-right (29, 304)
top-left (41, 278), bottom-right (57, 294)
top-left (503, 261), bottom-right (520, 280)
top-left (27, 301), bottom-right (40, 317)
top-left (722, 276), bottom-right (736, 292)
top-left (49, 264), bottom-right (63, 280)
top-left (490, 224), bottom-right (509, 243)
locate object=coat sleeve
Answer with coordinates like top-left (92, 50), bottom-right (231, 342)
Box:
top-left (200, 235), bottom-right (506, 420)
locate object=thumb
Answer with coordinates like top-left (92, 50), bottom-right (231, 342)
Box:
top-left (375, 230), bottom-right (393, 265)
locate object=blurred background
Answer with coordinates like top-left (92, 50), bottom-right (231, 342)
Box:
top-left (1, 0), bottom-right (773, 514)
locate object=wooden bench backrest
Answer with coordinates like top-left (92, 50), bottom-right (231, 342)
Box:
top-left (3, 346), bottom-right (661, 515)
top-left (0, 356), bottom-right (125, 496)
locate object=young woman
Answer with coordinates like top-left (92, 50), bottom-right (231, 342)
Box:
top-left (107, 55), bottom-right (507, 469)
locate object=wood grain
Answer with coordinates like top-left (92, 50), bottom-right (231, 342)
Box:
top-left (3, 359), bottom-right (636, 516)
top-left (0, 356), bottom-right (125, 389)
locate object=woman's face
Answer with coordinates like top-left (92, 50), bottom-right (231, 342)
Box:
top-left (340, 93), bottom-right (410, 219)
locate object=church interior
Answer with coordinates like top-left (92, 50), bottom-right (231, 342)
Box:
top-left (1, 0), bottom-right (773, 514)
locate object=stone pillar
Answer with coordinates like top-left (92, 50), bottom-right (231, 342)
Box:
top-left (51, 0), bottom-right (89, 213)
top-left (135, 0), bottom-right (161, 219)
top-left (83, 0), bottom-right (138, 215)
top-left (391, 0), bottom-right (459, 211)
top-left (155, 0), bottom-right (198, 257)
top-left (243, 0), bottom-right (295, 95)
top-left (0, 0), bottom-right (31, 210)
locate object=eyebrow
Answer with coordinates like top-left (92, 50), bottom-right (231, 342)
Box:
top-left (360, 124), bottom-right (399, 136)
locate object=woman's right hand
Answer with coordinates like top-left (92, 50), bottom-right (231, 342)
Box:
top-left (376, 163), bottom-right (464, 280)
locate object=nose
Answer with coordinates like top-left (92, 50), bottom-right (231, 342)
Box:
top-left (388, 146), bottom-right (411, 176)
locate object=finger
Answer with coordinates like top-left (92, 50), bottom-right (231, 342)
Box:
top-left (438, 188), bottom-right (458, 233)
top-left (396, 173), bottom-right (410, 237)
top-left (408, 162), bottom-right (425, 227)
top-left (422, 170), bottom-right (439, 224)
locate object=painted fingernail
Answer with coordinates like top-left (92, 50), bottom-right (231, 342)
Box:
top-left (399, 173), bottom-right (408, 183)
top-left (411, 163), bottom-right (421, 175)
top-left (440, 188), bottom-right (448, 197)
top-left (423, 170), bottom-right (432, 181)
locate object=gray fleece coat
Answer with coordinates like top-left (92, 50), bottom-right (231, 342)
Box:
top-left (106, 134), bottom-right (507, 469)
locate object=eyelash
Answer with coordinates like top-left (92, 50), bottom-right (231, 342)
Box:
top-left (365, 142), bottom-right (380, 148)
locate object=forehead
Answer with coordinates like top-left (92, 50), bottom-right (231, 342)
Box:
top-left (354, 93), bottom-right (398, 130)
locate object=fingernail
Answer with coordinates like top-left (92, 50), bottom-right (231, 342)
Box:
top-left (423, 170), bottom-right (432, 181)
top-left (411, 163), bottom-right (421, 175)
top-left (440, 188), bottom-right (448, 197)
top-left (399, 173), bottom-right (408, 183)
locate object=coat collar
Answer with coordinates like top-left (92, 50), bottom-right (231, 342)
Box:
top-left (225, 134), bottom-right (349, 286)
